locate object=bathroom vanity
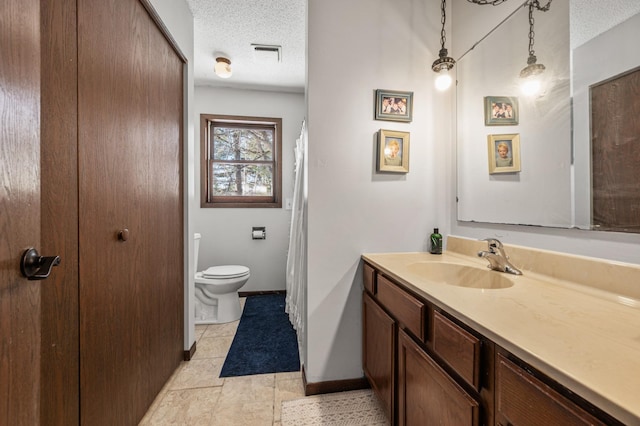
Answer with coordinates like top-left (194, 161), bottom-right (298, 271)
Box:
top-left (362, 237), bottom-right (640, 425)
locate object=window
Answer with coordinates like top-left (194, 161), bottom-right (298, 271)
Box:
top-left (200, 114), bottom-right (282, 208)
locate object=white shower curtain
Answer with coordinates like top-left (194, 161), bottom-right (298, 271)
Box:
top-left (286, 120), bottom-right (307, 358)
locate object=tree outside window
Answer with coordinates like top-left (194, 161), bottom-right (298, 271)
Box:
top-left (201, 114), bottom-right (282, 208)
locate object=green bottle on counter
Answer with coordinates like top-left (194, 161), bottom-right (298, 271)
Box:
top-left (430, 228), bottom-right (442, 254)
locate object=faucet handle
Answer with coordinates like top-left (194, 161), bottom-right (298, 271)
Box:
top-left (481, 238), bottom-right (503, 252)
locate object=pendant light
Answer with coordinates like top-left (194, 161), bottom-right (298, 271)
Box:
top-left (432, 0), bottom-right (455, 91)
top-left (464, 0), bottom-right (553, 96)
top-left (519, 1), bottom-right (547, 95)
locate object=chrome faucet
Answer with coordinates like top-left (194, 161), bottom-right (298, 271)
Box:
top-left (477, 238), bottom-right (522, 275)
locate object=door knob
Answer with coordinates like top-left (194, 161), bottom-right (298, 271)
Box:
top-left (118, 228), bottom-right (129, 241)
top-left (20, 248), bottom-right (61, 280)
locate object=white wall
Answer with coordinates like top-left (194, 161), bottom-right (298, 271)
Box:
top-left (193, 86), bottom-right (305, 292)
top-left (305, 0), bottom-right (451, 383)
top-left (148, 0), bottom-right (196, 352)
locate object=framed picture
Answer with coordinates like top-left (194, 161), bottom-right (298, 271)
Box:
top-left (484, 96), bottom-right (518, 126)
top-left (487, 133), bottom-right (521, 174)
top-left (375, 89), bottom-right (413, 122)
top-left (378, 129), bottom-right (410, 173)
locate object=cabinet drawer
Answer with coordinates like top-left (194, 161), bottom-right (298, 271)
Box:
top-left (433, 311), bottom-right (481, 390)
top-left (377, 275), bottom-right (425, 341)
top-left (363, 263), bottom-right (376, 294)
top-left (496, 354), bottom-right (606, 426)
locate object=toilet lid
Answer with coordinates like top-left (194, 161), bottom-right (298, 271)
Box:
top-left (201, 265), bottom-right (250, 279)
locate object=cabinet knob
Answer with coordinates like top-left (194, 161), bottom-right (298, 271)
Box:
top-left (118, 228), bottom-right (130, 242)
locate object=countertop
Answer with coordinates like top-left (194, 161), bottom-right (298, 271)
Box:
top-left (362, 244), bottom-right (640, 425)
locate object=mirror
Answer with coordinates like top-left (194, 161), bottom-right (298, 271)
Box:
top-left (454, 0), bottom-right (640, 231)
top-left (571, 1), bottom-right (640, 231)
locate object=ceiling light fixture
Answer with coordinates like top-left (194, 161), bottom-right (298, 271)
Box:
top-left (519, 1), bottom-right (551, 96)
top-left (432, 0), bottom-right (455, 91)
top-left (464, 0), bottom-right (552, 96)
top-left (214, 56), bottom-right (232, 79)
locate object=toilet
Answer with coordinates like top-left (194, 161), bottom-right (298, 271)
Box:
top-left (193, 233), bottom-right (250, 324)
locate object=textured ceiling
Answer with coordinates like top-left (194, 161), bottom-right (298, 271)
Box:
top-left (570, 0), bottom-right (640, 48)
top-left (183, 0), bottom-right (638, 91)
top-left (186, 0), bottom-right (306, 92)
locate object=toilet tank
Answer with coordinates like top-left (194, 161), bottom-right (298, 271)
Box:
top-left (193, 233), bottom-right (201, 272)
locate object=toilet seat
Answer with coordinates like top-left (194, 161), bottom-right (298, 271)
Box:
top-left (201, 265), bottom-right (250, 279)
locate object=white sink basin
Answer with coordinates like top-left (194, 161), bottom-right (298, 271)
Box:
top-left (406, 262), bottom-right (514, 289)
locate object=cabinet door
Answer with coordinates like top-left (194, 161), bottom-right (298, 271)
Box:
top-left (363, 292), bottom-right (395, 421)
top-left (496, 354), bottom-right (606, 426)
top-left (398, 329), bottom-right (479, 426)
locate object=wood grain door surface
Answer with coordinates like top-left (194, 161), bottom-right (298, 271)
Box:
top-left (2, 0), bottom-right (183, 424)
top-left (0, 0), bottom-right (42, 424)
top-left (77, 0), bottom-right (184, 424)
top-left (591, 67), bottom-right (640, 232)
top-left (40, 0), bottom-right (81, 423)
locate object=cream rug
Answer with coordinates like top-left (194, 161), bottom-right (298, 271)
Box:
top-left (281, 389), bottom-right (389, 426)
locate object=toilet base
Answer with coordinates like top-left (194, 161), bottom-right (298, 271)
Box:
top-left (194, 290), bottom-right (243, 324)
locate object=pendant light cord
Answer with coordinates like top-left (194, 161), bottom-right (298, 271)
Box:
top-left (457, 0), bottom-right (552, 62)
top-left (527, 2), bottom-right (536, 59)
top-left (439, 0), bottom-right (447, 54)
top-left (466, 0), bottom-right (551, 8)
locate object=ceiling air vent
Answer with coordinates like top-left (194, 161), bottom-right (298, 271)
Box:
top-left (251, 44), bottom-right (282, 63)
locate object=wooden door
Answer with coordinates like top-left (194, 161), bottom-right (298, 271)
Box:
top-left (0, 0), bottom-right (42, 423)
top-left (591, 67), bottom-right (640, 232)
top-left (77, 0), bottom-right (184, 424)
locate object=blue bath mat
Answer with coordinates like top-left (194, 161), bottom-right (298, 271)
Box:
top-left (220, 293), bottom-right (300, 377)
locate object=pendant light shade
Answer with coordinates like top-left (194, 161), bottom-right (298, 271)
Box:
top-left (432, 0), bottom-right (455, 91)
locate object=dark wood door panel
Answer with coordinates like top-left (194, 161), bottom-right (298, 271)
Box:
top-left (591, 67), bottom-right (640, 232)
top-left (0, 0), bottom-right (42, 423)
top-left (78, 0), bottom-right (150, 422)
top-left (142, 12), bottom-right (184, 404)
top-left (40, 0), bottom-right (81, 423)
top-left (77, 0), bottom-right (183, 424)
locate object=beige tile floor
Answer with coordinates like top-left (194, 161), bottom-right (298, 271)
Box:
top-left (139, 299), bottom-right (306, 426)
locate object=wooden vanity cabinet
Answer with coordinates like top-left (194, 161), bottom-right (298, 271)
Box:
top-left (362, 261), bottom-right (622, 426)
top-left (363, 265), bottom-right (482, 426)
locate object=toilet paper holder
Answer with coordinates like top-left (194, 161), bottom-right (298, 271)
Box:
top-left (252, 227), bottom-right (266, 240)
